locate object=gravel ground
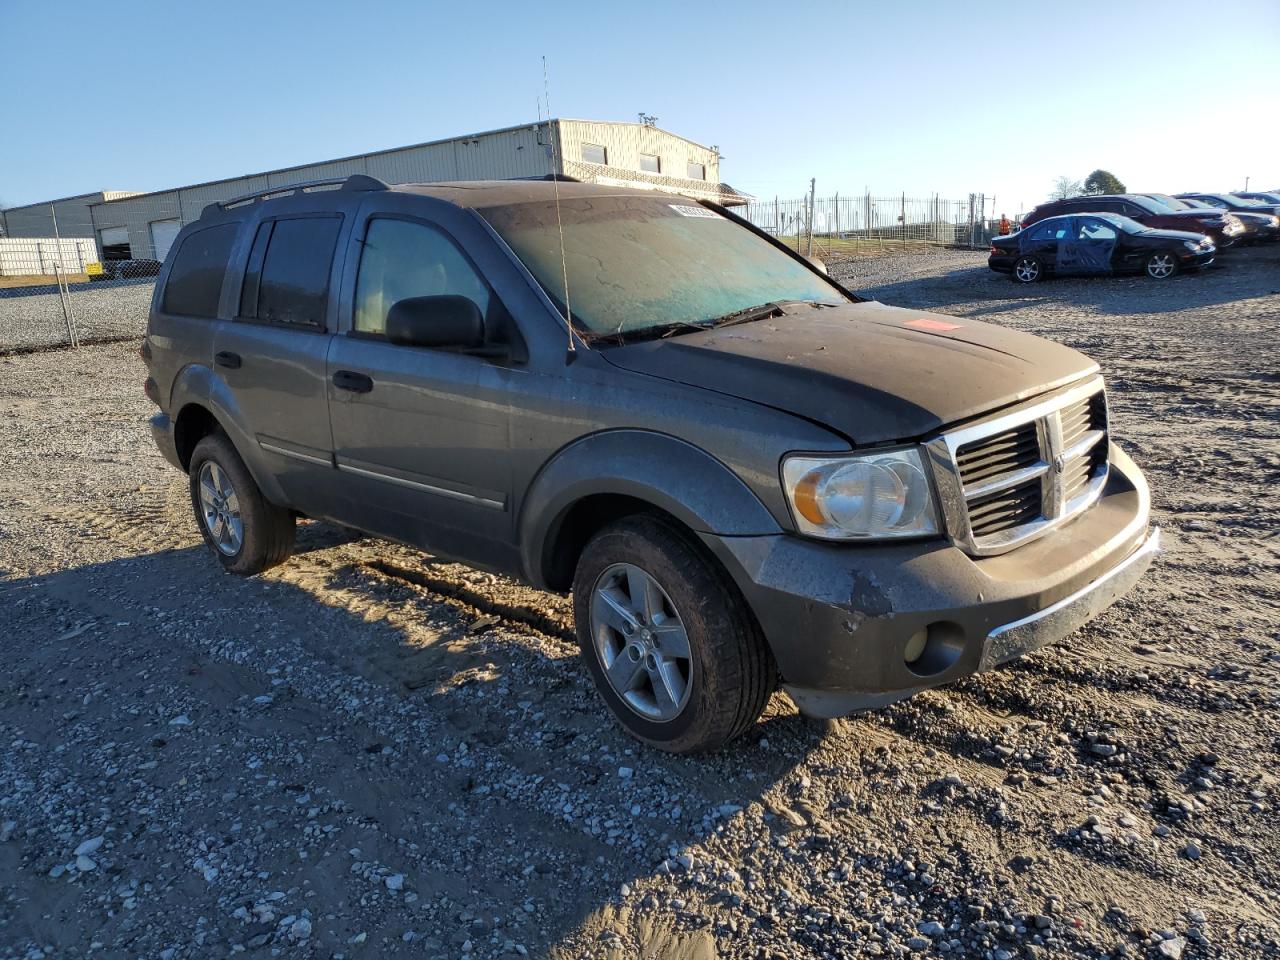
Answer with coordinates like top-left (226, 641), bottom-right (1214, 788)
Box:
top-left (2, 246), bottom-right (1278, 960)
top-left (0, 280), bottom-right (156, 353)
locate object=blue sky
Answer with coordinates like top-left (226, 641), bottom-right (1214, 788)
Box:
top-left (3, 0), bottom-right (1278, 215)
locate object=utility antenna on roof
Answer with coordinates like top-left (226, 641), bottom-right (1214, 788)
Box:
top-left (542, 55), bottom-right (575, 361)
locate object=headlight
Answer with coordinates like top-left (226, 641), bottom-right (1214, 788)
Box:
top-left (1183, 240), bottom-right (1201, 251)
top-left (782, 447), bottom-right (940, 540)
top-left (1270, 216), bottom-right (1280, 227)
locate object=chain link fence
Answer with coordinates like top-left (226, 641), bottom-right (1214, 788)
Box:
top-left (738, 192), bottom-right (1012, 260)
top-left (1, 188), bottom-right (1013, 353)
top-left (0, 199), bottom-right (173, 354)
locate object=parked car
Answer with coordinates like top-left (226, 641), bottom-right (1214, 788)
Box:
top-left (1143, 194), bottom-right (1280, 244)
top-left (1021, 193), bottom-right (1242, 247)
top-left (1235, 191), bottom-right (1280, 205)
top-left (1173, 193), bottom-right (1280, 242)
top-left (89, 258), bottom-right (164, 282)
top-left (989, 212), bottom-right (1214, 282)
top-left (143, 175), bottom-right (1159, 753)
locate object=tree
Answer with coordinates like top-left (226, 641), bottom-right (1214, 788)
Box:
top-left (1083, 169), bottom-right (1126, 195)
top-left (1050, 176), bottom-right (1083, 200)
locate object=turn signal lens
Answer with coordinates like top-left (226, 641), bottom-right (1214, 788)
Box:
top-left (782, 448), bottom-right (940, 540)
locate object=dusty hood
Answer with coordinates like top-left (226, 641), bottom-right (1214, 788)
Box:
top-left (601, 300), bottom-right (1098, 443)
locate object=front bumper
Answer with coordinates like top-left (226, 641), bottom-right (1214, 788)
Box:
top-left (701, 443), bottom-right (1158, 717)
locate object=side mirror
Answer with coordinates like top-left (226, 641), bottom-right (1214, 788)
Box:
top-left (806, 256), bottom-right (828, 275)
top-left (385, 295), bottom-right (484, 349)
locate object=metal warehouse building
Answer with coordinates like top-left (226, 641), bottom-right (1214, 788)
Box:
top-left (0, 119), bottom-right (748, 262)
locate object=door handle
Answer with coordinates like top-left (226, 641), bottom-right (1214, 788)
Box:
top-left (332, 370), bottom-right (374, 393)
top-left (215, 351), bottom-right (242, 369)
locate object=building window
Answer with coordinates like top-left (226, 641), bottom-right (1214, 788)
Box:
top-left (581, 143), bottom-right (607, 165)
top-left (639, 153), bottom-right (661, 174)
top-left (686, 161), bottom-right (706, 181)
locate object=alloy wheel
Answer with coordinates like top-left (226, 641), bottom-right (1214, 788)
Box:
top-left (1147, 253), bottom-right (1175, 279)
top-left (197, 460), bottom-right (243, 556)
top-left (1015, 258), bottom-right (1041, 283)
top-left (589, 562), bottom-right (693, 722)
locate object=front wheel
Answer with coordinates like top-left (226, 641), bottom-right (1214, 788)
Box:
top-left (572, 514), bottom-right (775, 753)
top-left (189, 432), bottom-right (295, 575)
top-left (1013, 256), bottom-right (1043, 283)
top-left (1145, 251), bottom-right (1178, 279)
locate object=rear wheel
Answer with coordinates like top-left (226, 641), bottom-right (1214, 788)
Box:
top-left (1013, 256), bottom-right (1043, 283)
top-left (1145, 251), bottom-right (1178, 279)
top-left (189, 433), bottom-right (295, 575)
top-left (572, 514), bottom-right (775, 753)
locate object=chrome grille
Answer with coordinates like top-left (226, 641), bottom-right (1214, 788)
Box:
top-left (927, 378), bottom-right (1109, 555)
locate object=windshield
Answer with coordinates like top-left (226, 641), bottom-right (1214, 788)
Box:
top-left (1147, 194), bottom-right (1189, 210)
top-left (1223, 194), bottom-right (1264, 206)
top-left (480, 196), bottom-right (845, 338)
top-left (1091, 212), bottom-right (1144, 233)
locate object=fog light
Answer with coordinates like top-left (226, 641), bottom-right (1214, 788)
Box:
top-left (903, 628), bottom-right (928, 664)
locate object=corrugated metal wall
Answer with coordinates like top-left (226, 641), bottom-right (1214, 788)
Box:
top-left (83, 124), bottom-right (556, 258)
top-left (1, 194), bottom-right (103, 241)
top-left (0, 121), bottom-right (723, 258)
top-left (557, 121), bottom-right (721, 182)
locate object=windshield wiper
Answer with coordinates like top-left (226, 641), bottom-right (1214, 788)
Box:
top-left (707, 302), bottom-right (785, 329)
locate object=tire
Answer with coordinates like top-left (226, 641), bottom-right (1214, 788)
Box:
top-left (188, 432), bottom-right (295, 575)
top-left (1013, 256), bottom-right (1043, 283)
top-left (1145, 251), bottom-right (1178, 279)
top-left (572, 514), bottom-right (775, 753)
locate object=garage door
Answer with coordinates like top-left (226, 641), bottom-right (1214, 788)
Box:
top-left (149, 219), bottom-right (182, 261)
top-left (99, 226), bottom-right (130, 260)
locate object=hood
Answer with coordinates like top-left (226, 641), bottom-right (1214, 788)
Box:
top-left (1159, 209), bottom-right (1225, 223)
top-left (1140, 227), bottom-right (1215, 242)
top-left (600, 301), bottom-right (1098, 444)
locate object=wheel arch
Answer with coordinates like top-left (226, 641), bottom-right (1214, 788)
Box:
top-left (520, 430), bottom-right (783, 591)
top-left (168, 363), bottom-right (288, 504)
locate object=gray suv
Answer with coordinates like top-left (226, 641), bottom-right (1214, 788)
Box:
top-left (144, 175), bottom-right (1160, 753)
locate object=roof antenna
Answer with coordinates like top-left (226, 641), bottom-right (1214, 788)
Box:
top-left (542, 55), bottom-right (576, 362)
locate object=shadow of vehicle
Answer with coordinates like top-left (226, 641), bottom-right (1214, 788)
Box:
top-left (0, 523), bottom-right (842, 957)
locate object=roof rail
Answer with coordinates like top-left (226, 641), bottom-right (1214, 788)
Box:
top-left (510, 174), bottom-right (582, 183)
top-left (203, 174), bottom-right (389, 217)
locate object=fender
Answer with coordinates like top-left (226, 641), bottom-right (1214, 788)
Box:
top-left (169, 363), bottom-right (290, 506)
top-left (519, 429), bottom-right (782, 588)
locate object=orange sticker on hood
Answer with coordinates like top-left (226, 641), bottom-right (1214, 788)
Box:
top-left (905, 317), bottom-right (962, 332)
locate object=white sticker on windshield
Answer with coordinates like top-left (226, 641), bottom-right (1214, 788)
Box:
top-left (668, 204), bottom-right (721, 219)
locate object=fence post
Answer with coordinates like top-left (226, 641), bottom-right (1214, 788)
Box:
top-left (806, 179), bottom-right (815, 257)
top-left (49, 203), bottom-right (80, 347)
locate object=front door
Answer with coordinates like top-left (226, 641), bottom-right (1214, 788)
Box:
top-left (1072, 216), bottom-right (1118, 275)
top-left (325, 209), bottom-right (516, 568)
top-left (213, 211), bottom-right (349, 515)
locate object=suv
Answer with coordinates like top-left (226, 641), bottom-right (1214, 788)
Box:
top-left (1021, 193), bottom-right (1242, 248)
top-left (144, 175), bottom-right (1160, 753)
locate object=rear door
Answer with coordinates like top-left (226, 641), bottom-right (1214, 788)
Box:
top-left (214, 197), bottom-right (354, 514)
top-left (1023, 218), bottom-right (1070, 271)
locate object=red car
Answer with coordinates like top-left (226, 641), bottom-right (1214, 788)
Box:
top-left (1021, 194), bottom-right (1243, 248)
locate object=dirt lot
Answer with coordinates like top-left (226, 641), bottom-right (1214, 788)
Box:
top-left (2, 247), bottom-right (1278, 960)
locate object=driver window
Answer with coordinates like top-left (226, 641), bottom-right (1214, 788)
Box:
top-left (354, 218), bottom-right (491, 336)
top-left (1078, 219), bottom-right (1117, 241)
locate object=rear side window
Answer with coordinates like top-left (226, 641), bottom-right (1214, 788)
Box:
top-left (240, 216), bottom-right (342, 328)
top-left (161, 224), bottom-right (237, 317)
top-left (1029, 220), bottom-right (1069, 241)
